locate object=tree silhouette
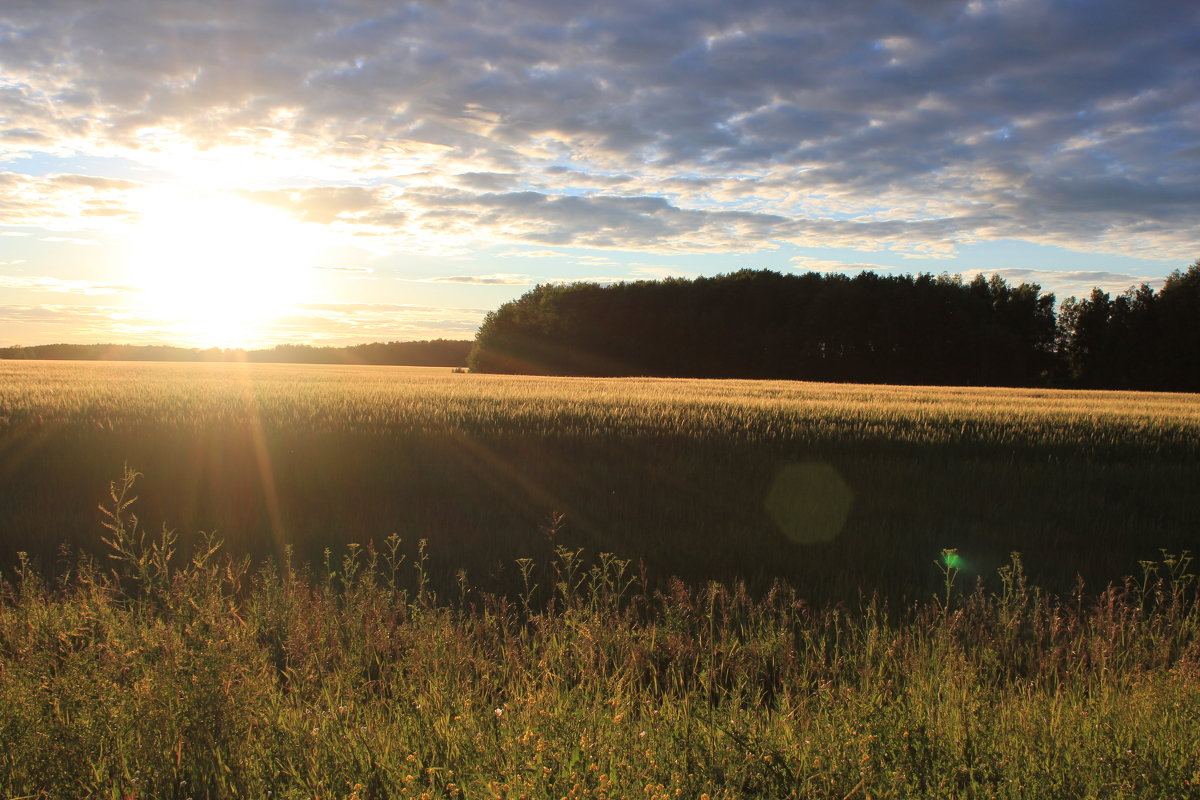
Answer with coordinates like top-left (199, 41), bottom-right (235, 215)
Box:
top-left (468, 269), bottom-right (1062, 386)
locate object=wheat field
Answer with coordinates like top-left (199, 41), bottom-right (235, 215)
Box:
top-left (2, 359), bottom-right (1196, 600)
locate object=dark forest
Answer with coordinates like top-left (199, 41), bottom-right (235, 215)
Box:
top-left (469, 264), bottom-right (1200, 391)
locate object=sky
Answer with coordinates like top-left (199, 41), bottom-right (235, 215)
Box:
top-left (0, 0), bottom-right (1197, 348)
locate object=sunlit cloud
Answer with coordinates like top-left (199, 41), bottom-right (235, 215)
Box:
top-left (425, 274), bottom-right (534, 285)
top-left (0, 304), bottom-right (188, 346)
top-left (39, 236), bottom-right (103, 246)
top-left (628, 265), bottom-right (700, 279)
top-left (0, 275), bottom-right (131, 295)
top-left (790, 257), bottom-right (899, 273)
top-left (282, 303), bottom-right (488, 344)
top-left (0, 172), bottom-right (140, 230)
top-left (958, 268), bottom-right (1167, 300)
top-left (495, 249), bottom-right (569, 259)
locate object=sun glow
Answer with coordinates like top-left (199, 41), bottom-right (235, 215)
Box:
top-left (126, 188), bottom-right (321, 348)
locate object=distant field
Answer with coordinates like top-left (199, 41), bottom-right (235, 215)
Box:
top-left (1, 360), bottom-right (1197, 600)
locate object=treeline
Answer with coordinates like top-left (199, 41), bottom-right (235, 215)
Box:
top-left (0, 339), bottom-right (472, 367)
top-left (469, 264), bottom-right (1200, 391)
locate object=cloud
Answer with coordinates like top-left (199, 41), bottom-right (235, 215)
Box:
top-left (0, 303), bottom-right (184, 346)
top-left (629, 265), bottom-right (699, 279)
top-left (39, 236), bottom-right (103, 246)
top-left (958, 267), bottom-right (1167, 299)
top-left (454, 172), bottom-right (520, 191)
top-left (402, 188), bottom-right (795, 251)
top-left (789, 256), bottom-right (900, 273)
top-left (0, 0), bottom-right (1195, 262)
top-left (0, 275), bottom-right (131, 295)
top-left (281, 302), bottom-right (487, 343)
top-left (495, 249), bottom-right (569, 259)
top-left (425, 274), bottom-right (534, 285)
top-left (0, 172), bottom-right (140, 230)
top-left (239, 186), bottom-right (391, 225)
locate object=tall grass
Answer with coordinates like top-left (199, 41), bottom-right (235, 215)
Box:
top-left (2, 470), bottom-right (1198, 799)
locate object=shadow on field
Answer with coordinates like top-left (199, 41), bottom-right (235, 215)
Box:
top-left (1, 421), bottom-right (1196, 604)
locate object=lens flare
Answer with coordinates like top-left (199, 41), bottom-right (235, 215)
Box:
top-left (765, 462), bottom-right (853, 545)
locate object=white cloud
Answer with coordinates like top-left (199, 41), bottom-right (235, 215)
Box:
top-left (629, 265), bottom-right (698, 279)
top-left (495, 249), bottom-right (569, 259)
top-left (0, 172), bottom-right (140, 231)
top-left (282, 302), bottom-right (486, 343)
top-left (0, 275), bottom-right (131, 295)
top-left (38, 236), bottom-right (103, 246)
top-left (789, 256), bottom-right (899, 273)
top-left (958, 268), bottom-right (1166, 300)
top-left (424, 274), bottom-right (534, 285)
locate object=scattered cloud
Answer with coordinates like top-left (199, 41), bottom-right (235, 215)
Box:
top-left (0, 303), bottom-right (179, 346)
top-left (424, 274), bottom-right (534, 285)
top-left (281, 302), bottom-right (487, 343)
top-left (628, 265), bottom-right (700, 280)
top-left (0, 275), bottom-right (131, 295)
top-left (240, 186), bottom-right (393, 226)
top-left (1, 0), bottom-right (1197, 345)
top-left (958, 268), bottom-right (1167, 300)
top-left (0, 0), bottom-right (1194, 261)
top-left (789, 256), bottom-right (900, 274)
top-left (38, 236), bottom-right (103, 246)
top-left (0, 172), bottom-right (140, 230)
top-left (571, 255), bottom-right (619, 266)
top-left (454, 172), bottom-right (520, 191)
top-left (495, 249), bottom-right (568, 259)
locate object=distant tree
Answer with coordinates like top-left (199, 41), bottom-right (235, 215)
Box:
top-left (1055, 263), bottom-right (1198, 392)
top-left (1156, 262), bottom-right (1200, 392)
top-left (1057, 289), bottom-right (1115, 388)
top-left (0, 340), bottom-right (472, 367)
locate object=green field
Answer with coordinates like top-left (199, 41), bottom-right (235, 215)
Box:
top-left (3, 360), bottom-right (1199, 798)
top-left (1, 359), bottom-right (1197, 599)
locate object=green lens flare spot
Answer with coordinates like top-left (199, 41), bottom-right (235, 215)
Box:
top-left (765, 462), bottom-right (853, 545)
top-left (943, 550), bottom-right (964, 570)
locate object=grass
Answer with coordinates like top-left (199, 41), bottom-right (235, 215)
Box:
top-left (1, 468), bottom-right (1198, 799)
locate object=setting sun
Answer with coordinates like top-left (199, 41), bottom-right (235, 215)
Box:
top-left (125, 188), bottom-right (320, 348)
